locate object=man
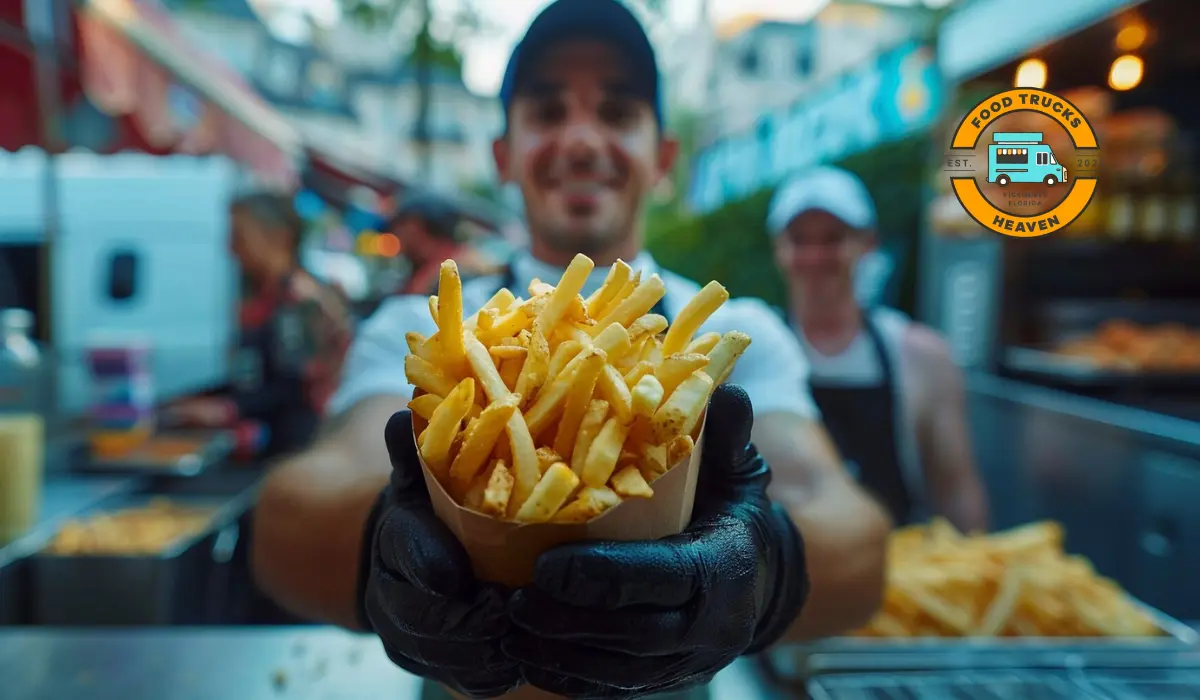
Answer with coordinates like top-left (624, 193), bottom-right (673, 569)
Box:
top-left (767, 165), bottom-right (988, 532)
top-left (389, 192), bottom-right (498, 295)
top-left (251, 2), bottom-right (890, 698)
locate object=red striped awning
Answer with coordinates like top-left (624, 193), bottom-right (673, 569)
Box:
top-left (0, 0), bottom-right (299, 186)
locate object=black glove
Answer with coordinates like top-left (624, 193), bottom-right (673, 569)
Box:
top-left (358, 411), bottom-right (522, 698)
top-left (504, 384), bottom-right (809, 698)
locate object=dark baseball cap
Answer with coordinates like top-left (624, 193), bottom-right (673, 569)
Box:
top-left (499, 0), bottom-right (663, 128)
top-left (389, 191), bottom-right (461, 241)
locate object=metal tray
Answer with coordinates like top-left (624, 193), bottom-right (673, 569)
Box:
top-left (30, 475), bottom-right (258, 626)
top-left (0, 559), bottom-right (27, 625)
top-left (78, 429), bottom-right (234, 477)
top-left (807, 668), bottom-right (1200, 700)
top-left (765, 603), bottom-right (1199, 680)
top-left (1002, 346), bottom-right (1200, 390)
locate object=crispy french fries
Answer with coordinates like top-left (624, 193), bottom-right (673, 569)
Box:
top-left (661, 281), bottom-right (729, 356)
top-left (610, 466), bottom-right (654, 498)
top-left (405, 255), bottom-right (752, 522)
top-left (591, 275), bottom-right (666, 335)
top-left (552, 486), bottom-right (622, 523)
top-left (570, 399), bottom-right (609, 476)
top-left (535, 447), bottom-right (563, 474)
top-left (419, 378), bottom-right (475, 478)
top-left (479, 462), bottom-right (514, 518)
top-left (597, 364), bottom-right (634, 422)
top-left (652, 371), bottom-right (713, 443)
top-left (704, 331), bottom-right (752, 387)
top-left (684, 331), bottom-right (721, 356)
top-left (533, 254), bottom-right (594, 336)
top-left (630, 374), bottom-right (665, 418)
top-left (585, 260), bottom-right (631, 318)
top-left (437, 261), bottom-right (467, 370)
top-left (853, 519), bottom-right (1162, 639)
top-left (514, 463), bottom-right (580, 523)
top-left (580, 417), bottom-right (630, 488)
top-left (552, 352), bottom-right (607, 458)
top-left (656, 353), bottom-right (709, 397)
top-left (513, 330), bottom-right (550, 408)
top-left (448, 394), bottom-right (521, 497)
top-left (409, 393), bottom-right (481, 423)
top-left (405, 355), bottom-right (458, 397)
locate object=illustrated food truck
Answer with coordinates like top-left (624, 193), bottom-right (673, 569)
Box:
top-left (987, 132), bottom-right (1067, 187)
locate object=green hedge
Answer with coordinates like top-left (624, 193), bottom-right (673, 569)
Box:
top-left (646, 188), bottom-right (784, 307)
top-left (646, 134), bottom-right (933, 314)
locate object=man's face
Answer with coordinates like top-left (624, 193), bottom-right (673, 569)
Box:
top-left (493, 41), bottom-right (677, 258)
top-left (774, 209), bottom-right (875, 298)
top-left (392, 216), bottom-right (433, 261)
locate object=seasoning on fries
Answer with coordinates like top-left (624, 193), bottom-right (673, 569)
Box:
top-left (405, 255), bottom-right (751, 524)
top-left (855, 519), bottom-right (1161, 638)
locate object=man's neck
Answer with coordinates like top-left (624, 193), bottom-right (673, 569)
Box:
top-left (790, 287), bottom-right (861, 346)
top-left (254, 259), bottom-right (295, 291)
top-left (529, 237), bottom-right (641, 268)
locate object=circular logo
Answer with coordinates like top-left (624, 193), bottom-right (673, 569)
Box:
top-left (946, 89), bottom-right (1100, 238)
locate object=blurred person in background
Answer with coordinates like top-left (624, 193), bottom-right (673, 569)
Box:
top-left (166, 192), bottom-right (354, 459)
top-left (252, 1), bottom-right (890, 698)
top-left (768, 166), bottom-right (988, 533)
top-left (389, 192), bottom-right (498, 295)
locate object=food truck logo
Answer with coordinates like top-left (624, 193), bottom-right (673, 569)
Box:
top-left (947, 89), bottom-right (1100, 238)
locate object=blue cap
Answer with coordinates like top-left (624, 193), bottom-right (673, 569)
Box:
top-left (499, 0), bottom-right (662, 128)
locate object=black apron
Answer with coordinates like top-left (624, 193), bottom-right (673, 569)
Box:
top-left (230, 281), bottom-right (319, 459)
top-left (496, 263), bottom-right (672, 321)
top-left (806, 314), bottom-right (914, 526)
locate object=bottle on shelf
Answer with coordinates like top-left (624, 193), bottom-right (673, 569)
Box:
top-left (1105, 152), bottom-right (1136, 241)
top-left (1136, 148), bottom-right (1170, 241)
top-left (0, 308), bottom-right (45, 544)
top-left (1170, 138), bottom-right (1197, 241)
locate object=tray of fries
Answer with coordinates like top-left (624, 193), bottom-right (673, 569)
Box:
top-left (766, 519), bottom-right (1198, 679)
top-left (404, 255), bottom-right (751, 587)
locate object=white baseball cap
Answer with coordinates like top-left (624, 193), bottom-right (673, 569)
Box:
top-left (767, 166), bottom-right (877, 236)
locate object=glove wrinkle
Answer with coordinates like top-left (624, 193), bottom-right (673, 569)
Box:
top-left (509, 385), bottom-right (810, 698)
top-left (361, 410), bottom-right (523, 697)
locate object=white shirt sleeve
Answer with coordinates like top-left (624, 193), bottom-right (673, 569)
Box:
top-left (327, 296), bottom-right (437, 417)
top-left (708, 298), bottom-right (820, 420)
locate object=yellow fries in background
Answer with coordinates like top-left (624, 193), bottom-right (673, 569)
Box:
top-left (855, 519), bottom-right (1162, 638)
top-left (405, 256), bottom-right (750, 524)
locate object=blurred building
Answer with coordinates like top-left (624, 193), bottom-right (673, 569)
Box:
top-left (163, 0), bottom-right (502, 191)
top-left (666, 0), bottom-right (938, 143)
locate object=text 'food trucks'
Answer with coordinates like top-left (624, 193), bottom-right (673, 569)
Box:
top-left (987, 132), bottom-right (1067, 187)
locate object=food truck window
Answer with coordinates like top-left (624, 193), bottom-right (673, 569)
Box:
top-left (107, 250), bottom-right (139, 301)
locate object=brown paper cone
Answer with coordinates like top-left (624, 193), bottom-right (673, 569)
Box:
top-left (414, 412), bottom-right (705, 588)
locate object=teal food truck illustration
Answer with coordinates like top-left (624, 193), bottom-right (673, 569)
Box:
top-left (987, 132), bottom-right (1067, 187)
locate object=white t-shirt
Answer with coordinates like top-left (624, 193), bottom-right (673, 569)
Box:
top-left (330, 251), bottom-right (818, 420)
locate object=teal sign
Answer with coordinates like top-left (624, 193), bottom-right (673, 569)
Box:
top-left (688, 41), bottom-right (945, 212)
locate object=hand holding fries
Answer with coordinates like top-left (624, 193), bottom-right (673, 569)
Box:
top-left (405, 256), bottom-right (750, 525)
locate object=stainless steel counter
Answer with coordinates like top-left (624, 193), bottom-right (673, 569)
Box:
top-left (965, 374), bottom-right (1200, 621)
top-left (0, 628), bottom-right (784, 700)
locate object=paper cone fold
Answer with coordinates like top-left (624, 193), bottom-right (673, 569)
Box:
top-left (413, 410), bottom-right (705, 588)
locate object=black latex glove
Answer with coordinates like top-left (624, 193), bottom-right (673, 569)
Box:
top-left (359, 411), bottom-right (522, 699)
top-left (504, 384), bottom-right (809, 698)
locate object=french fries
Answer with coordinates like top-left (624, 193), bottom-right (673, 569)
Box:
top-left (854, 519), bottom-right (1161, 638)
top-left (404, 256), bottom-right (751, 523)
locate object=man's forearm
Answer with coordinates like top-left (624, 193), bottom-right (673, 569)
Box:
top-left (775, 479), bottom-right (890, 641)
top-left (753, 414), bottom-right (891, 642)
top-left (251, 395), bottom-right (405, 629)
